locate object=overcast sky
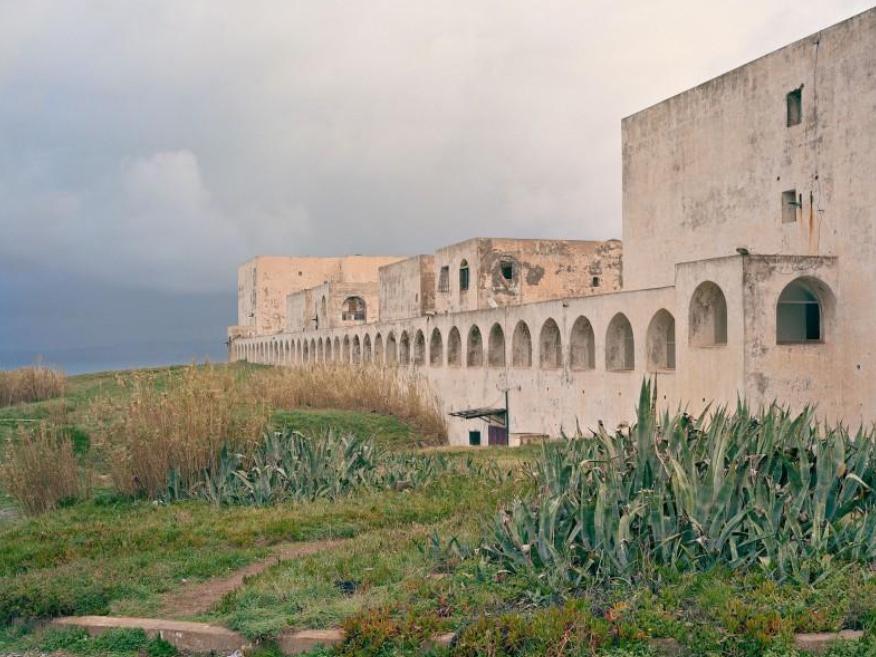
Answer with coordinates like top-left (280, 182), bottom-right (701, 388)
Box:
top-left (0, 0), bottom-right (871, 372)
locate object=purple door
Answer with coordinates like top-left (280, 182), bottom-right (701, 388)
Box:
top-left (488, 425), bottom-right (508, 446)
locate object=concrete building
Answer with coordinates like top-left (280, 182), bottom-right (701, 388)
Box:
top-left (230, 8), bottom-right (876, 445)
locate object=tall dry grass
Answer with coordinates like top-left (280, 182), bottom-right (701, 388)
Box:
top-left (250, 364), bottom-right (447, 445)
top-left (99, 365), bottom-right (271, 498)
top-left (0, 365), bottom-right (65, 407)
top-left (0, 423), bottom-right (88, 514)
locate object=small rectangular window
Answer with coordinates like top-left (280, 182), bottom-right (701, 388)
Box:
top-left (782, 189), bottom-right (798, 224)
top-left (786, 88), bottom-right (802, 126)
top-left (468, 430), bottom-right (481, 446)
top-left (459, 266), bottom-right (469, 291)
top-left (591, 276), bottom-right (600, 288)
top-left (438, 266), bottom-right (449, 292)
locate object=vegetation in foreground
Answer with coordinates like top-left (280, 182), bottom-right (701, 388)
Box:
top-left (2, 367), bottom-right (876, 656)
top-left (0, 364), bottom-right (65, 408)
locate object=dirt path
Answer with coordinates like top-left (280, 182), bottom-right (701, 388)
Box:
top-left (159, 539), bottom-right (345, 618)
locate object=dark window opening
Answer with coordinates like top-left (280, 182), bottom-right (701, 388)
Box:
top-left (777, 281), bottom-right (822, 344)
top-left (500, 260), bottom-right (514, 281)
top-left (459, 260), bottom-right (470, 291)
top-left (468, 430), bottom-right (481, 446)
top-left (591, 276), bottom-right (600, 287)
top-left (782, 189), bottom-right (799, 224)
top-left (438, 266), bottom-right (450, 292)
top-left (787, 88), bottom-right (802, 127)
top-left (341, 296), bottom-right (367, 321)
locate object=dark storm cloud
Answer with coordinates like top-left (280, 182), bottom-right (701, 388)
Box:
top-left (0, 0), bottom-right (870, 370)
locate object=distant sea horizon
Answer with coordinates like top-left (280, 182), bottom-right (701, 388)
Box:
top-left (0, 337), bottom-right (228, 375)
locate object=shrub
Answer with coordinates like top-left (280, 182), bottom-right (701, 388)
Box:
top-left (250, 365), bottom-right (447, 445)
top-left (100, 365), bottom-right (270, 499)
top-left (0, 423), bottom-right (89, 514)
top-left (483, 380), bottom-right (876, 588)
top-left (0, 365), bottom-right (65, 407)
top-left (187, 429), bottom-right (456, 505)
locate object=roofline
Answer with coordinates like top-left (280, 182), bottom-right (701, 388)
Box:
top-left (622, 6), bottom-right (874, 123)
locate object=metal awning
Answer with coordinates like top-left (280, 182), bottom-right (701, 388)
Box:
top-left (449, 407), bottom-right (507, 425)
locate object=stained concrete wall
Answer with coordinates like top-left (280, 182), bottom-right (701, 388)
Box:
top-left (379, 256), bottom-right (436, 321)
top-left (286, 281), bottom-right (380, 332)
top-left (433, 238), bottom-right (622, 315)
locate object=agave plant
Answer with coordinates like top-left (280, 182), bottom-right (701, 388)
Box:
top-left (483, 379), bottom-right (876, 587)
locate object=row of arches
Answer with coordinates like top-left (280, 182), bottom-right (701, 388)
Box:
top-left (236, 309), bottom-right (675, 373)
top-left (235, 277), bottom-right (828, 370)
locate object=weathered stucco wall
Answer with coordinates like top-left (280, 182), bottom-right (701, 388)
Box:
top-left (433, 238), bottom-right (622, 315)
top-left (378, 256), bottom-right (435, 322)
top-left (239, 255), bottom-right (404, 335)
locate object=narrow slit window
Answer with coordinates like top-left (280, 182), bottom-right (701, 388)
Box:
top-left (782, 189), bottom-right (798, 224)
top-left (438, 266), bottom-right (449, 293)
top-left (787, 88), bottom-right (802, 126)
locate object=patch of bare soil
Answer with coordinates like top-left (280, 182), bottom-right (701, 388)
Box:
top-left (159, 539), bottom-right (345, 618)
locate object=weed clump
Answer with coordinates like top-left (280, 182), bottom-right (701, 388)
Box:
top-left (0, 365), bottom-right (65, 408)
top-left (0, 423), bottom-right (89, 514)
top-left (100, 365), bottom-right (270, 499)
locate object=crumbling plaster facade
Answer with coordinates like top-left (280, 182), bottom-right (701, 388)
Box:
top-left (229, 8), bottom-right (876, 444)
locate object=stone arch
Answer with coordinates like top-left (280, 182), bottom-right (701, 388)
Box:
top-left (511, 321), bottom-right (532, 367)
top-left (467, 325), bottom-right (484, 367)
top-left (341, 296), bottom-right (367, 321)
top-left (333, 337), bottom-right (340, 361)
top-left (303, 340), bottom-right (310, 363)
top-left (399, 331), bottom-right (411, 365)
top-left (352, 335), bottom-right (362, 364)
top-left (539, 318), bottom-right (562, 369)
top-left (310, 339), bottom-right (317, 362)
top-left (776, 277), bottom-right (833, 344)
top-left (414, 330), bottom-right (426, 366)
top-left (343, 335), bottom-right (351, 363)
top-left (325, 337), bottom-right (334, 362)
top-left (363, 334), bottom-right (372, 363)
top-left (447, 327), bottom-right (462, 367)
top-left (375, 333), bottom-right (384, 364)
top-left (569, 316), bottom-right (595, 370)
top-left (487, 323), bottom-right (506, 367)
top-left (606, 313), bottom-right (635, 371)
top-left (646, 309), bottom-right (676, 371)
top-left (386, 332), bottom-right (398, 365)
top-left (689, 281), bottom-right (728, 347)
top-left (430, 328), bottom-right (444, 366)
top-left (318, 338), bottom-right (325, 362)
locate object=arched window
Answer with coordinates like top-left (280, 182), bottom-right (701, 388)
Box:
top-left (374, 333), bottom-right (384, 363)
top-left (343, 336), bottom-right (351, 363)
top-left (386, 332), bottom-right (398, 366)
top-left (363, 334), bottom-right (372, 363)
top-left (487, 323), bottom-right (506, 367)
top-left (646, 309), bottom-right (676, 371)
top-left (467, 325), bottom-right (484, 367)
top-left (430, 328), bottom-right (444, 366)
top-left (606, 313), bottom-right (635, 371)
top-left (459, 259), bottom-right (470, 291)
top-left (352, 335), bottom-right (362, 364)
top-left (689, 281), bottom-right (728, 346)
top-left (512, 321), bottom-right (532, 367)
top-left (569, 316), bottom-right (595, 370)
top-left (414, 330), bottom-right (426, 366)
top-left (342, 296), bottom-right (367, 321)
top-left (539, 318), bottom-right (562, 369)
top-left (447, 327), bottom-right (462, 367)
top-left (399, 331), bottom-right (411, 365)
top-left (777, 278), bottom-right (824, 344)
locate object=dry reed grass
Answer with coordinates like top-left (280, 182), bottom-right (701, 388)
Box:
top-left (0, 365), bottom-right (65, 408)
top-left (0, 423), bottom-right (88, 514)
top-left (250, 364), bottom-right (447, 445)
top-left (100, 365), bottom-right (271, 498)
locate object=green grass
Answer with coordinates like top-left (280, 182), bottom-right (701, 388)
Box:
top-left (272, 409), bottom-right (418, 450)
